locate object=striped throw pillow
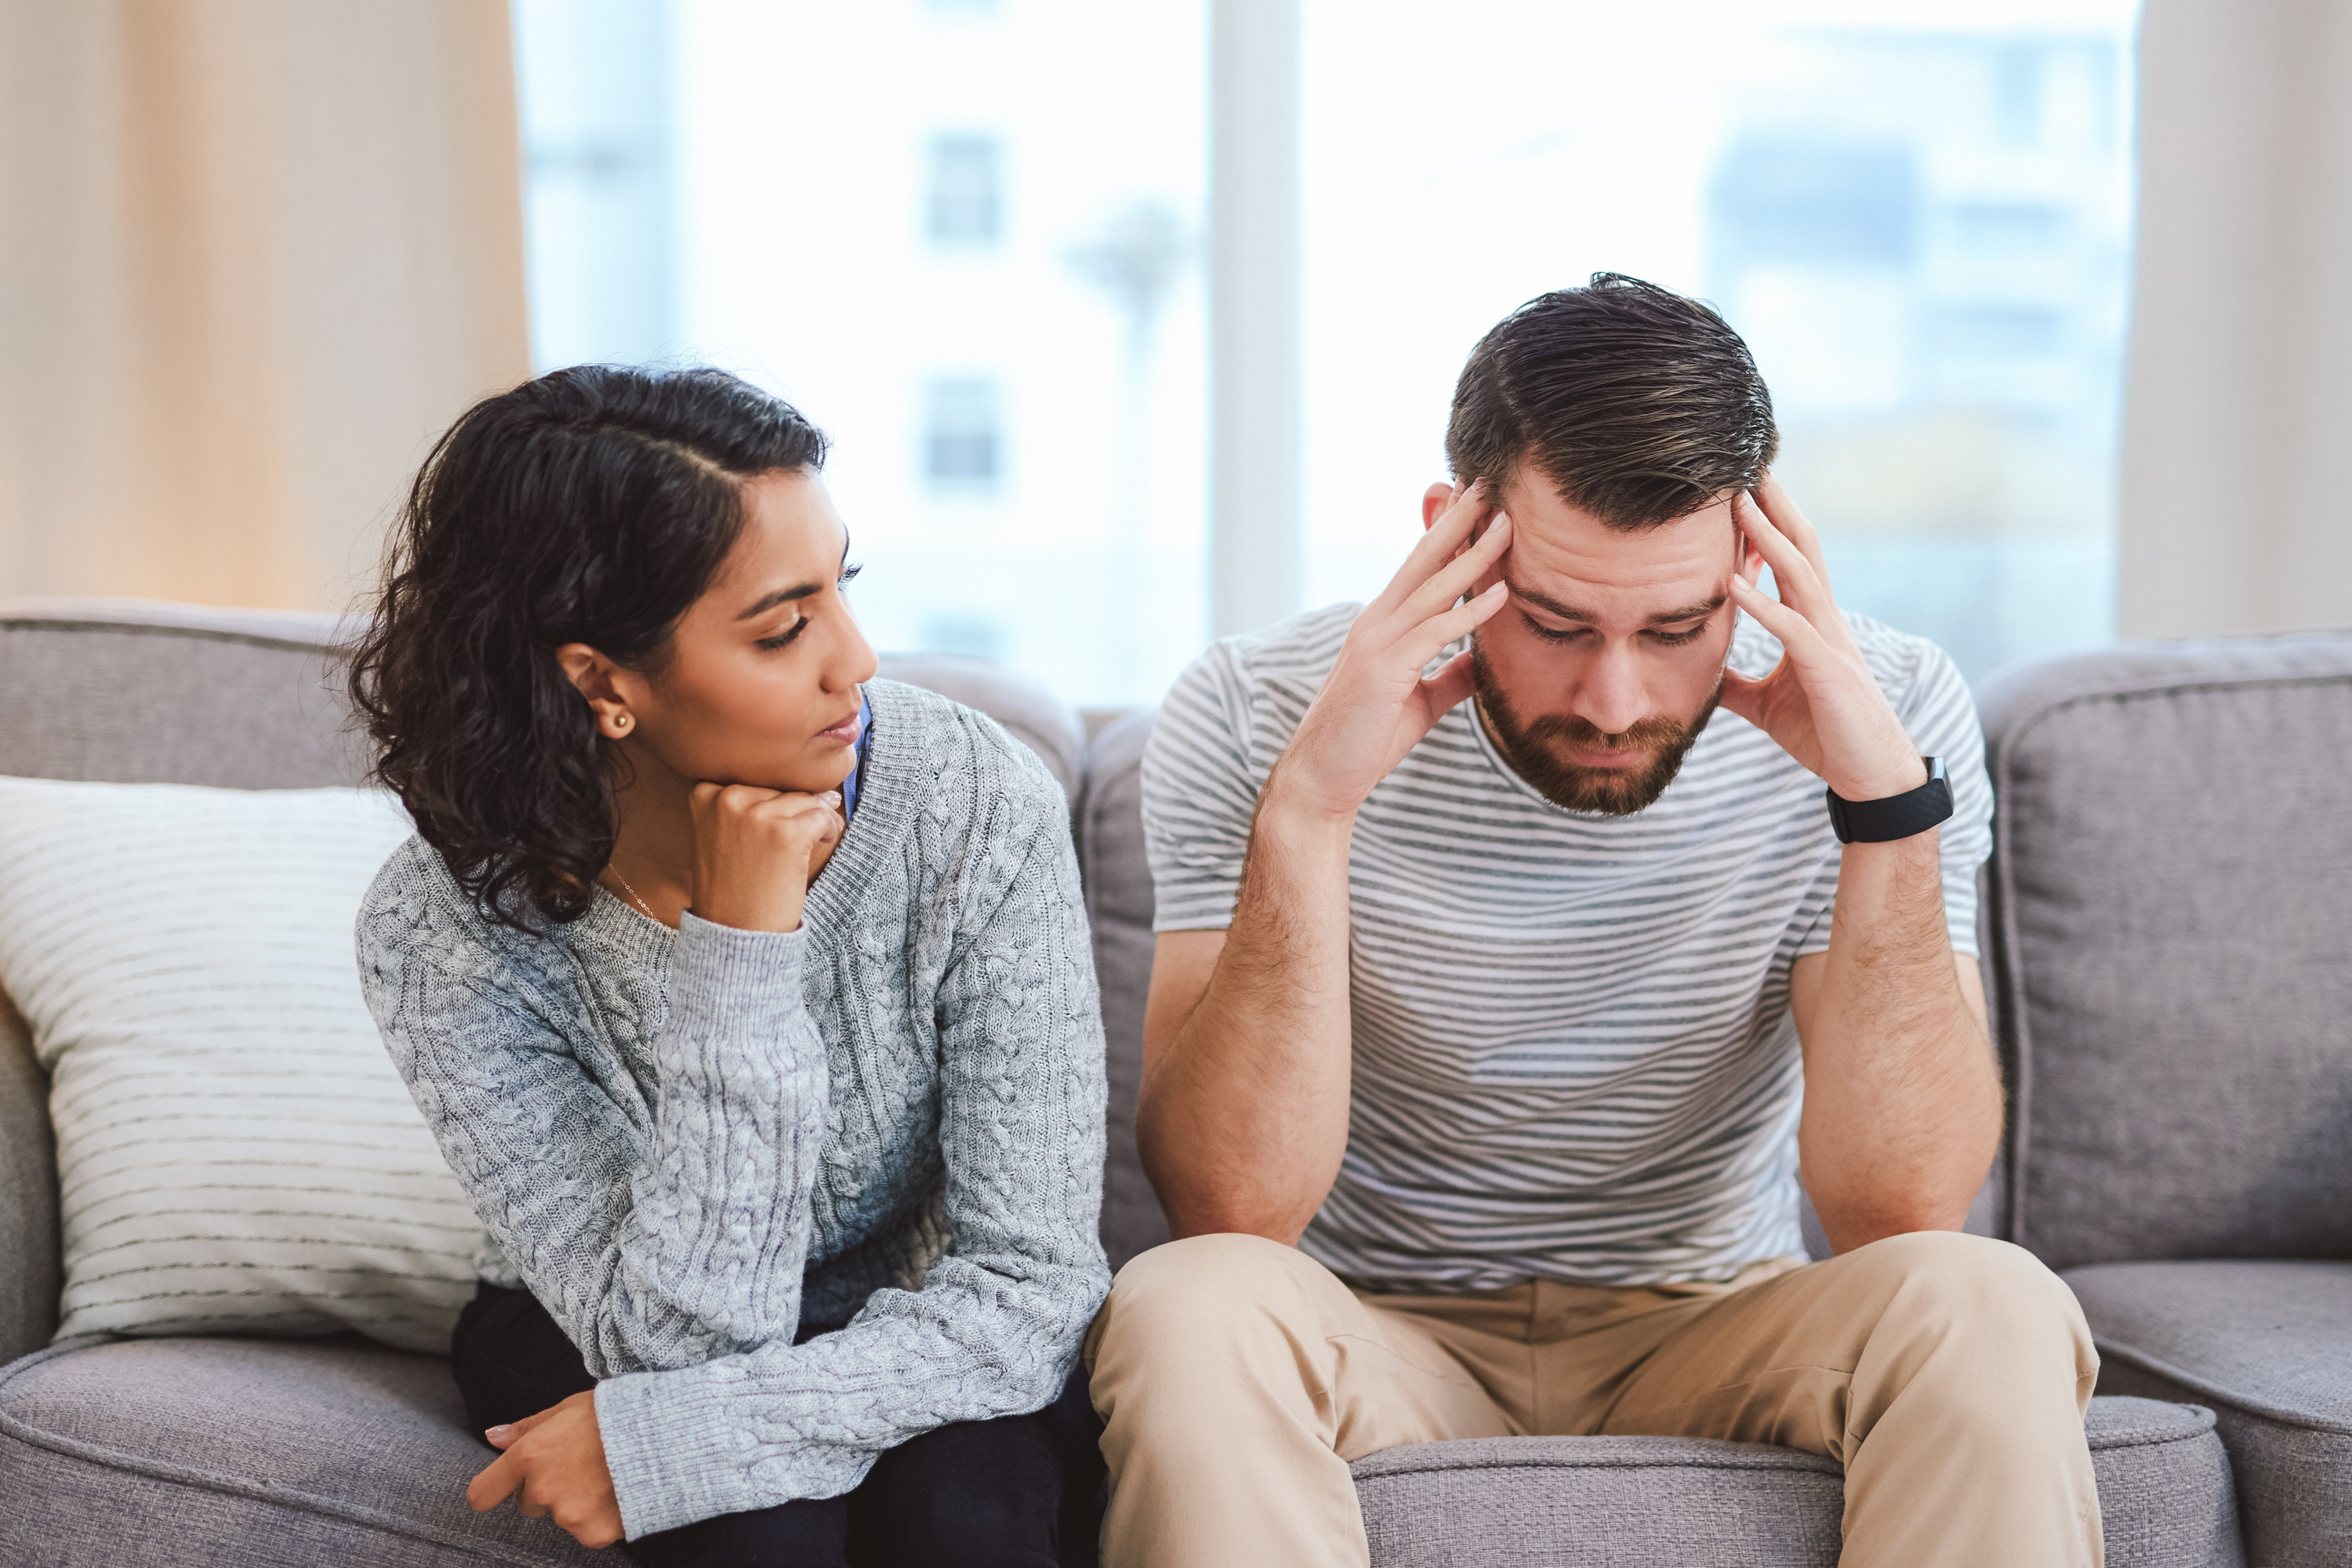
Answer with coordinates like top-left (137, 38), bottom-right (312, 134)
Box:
top-left (0, 778), bottom-right (481, 1352)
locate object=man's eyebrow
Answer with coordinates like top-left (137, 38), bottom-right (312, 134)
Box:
top-left (1504, 574), bottom-right (1727, 626)
top-left (735, 535), bottom-right (855, 621)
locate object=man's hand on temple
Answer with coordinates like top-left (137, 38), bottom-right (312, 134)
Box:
top-left (1275, 481), bottom-right (1512, 821)
top-left (1720, 474), bottom-right (1929, 804)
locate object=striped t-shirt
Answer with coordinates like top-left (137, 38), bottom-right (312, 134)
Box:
top-left (1141, 602), bottom-right (1993, 1290)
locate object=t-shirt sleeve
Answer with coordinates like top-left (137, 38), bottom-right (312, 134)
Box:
top-left (1142, 639), bottom-right (1268, 933)
top-left (1794, 631), bottom-right (1993, 960)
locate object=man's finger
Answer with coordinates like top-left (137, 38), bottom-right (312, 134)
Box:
top-left (1727, 575), bottom-right (1835, 669)
top-left (1395, 581), bottom-right (1508, 673)
top-left (1754, 471), bottom-right (1830, 579)
top-left (1415, 648), bottom-right (1481, 719)
top-left (1388, 513), bottom-right (1513, 635)
top-left (1367, 481), bottom-right (1494, 619)
top-left (467, 1450), bottom-right (524, 1514)
top-left (1733, 492), bottom-right (1832, 619)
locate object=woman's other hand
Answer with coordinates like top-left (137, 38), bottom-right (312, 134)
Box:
top-left (688, 782), bottom-right (844, 932)
top-left (470, 1390), bottom-right (624, 1549)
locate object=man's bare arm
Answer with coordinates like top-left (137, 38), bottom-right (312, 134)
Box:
top-left (1136, 800), bottom-right (1356, 1241)
top-left (1135, 484), bottom-right (1515, 1243)
top-left (1722, 475), bottom-right (2001, 1254)
top-left (1790, 851), bottom-right (2001, 1254)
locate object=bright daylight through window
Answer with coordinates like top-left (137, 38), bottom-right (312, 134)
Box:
top-left (515, 0), bottom-right (2139, 707)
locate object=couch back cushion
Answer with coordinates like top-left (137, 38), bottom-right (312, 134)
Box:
top-left (1977, 630), bottom-right (2352, 1269)
top-left (0, 601), bottom-right (365, 788)
top-left (0, 603), bottom-right (1087, 800)
top-left (1078, 710), bottom-right (1174, 1271)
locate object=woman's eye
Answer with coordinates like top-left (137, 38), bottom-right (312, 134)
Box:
top-left (756, 619), bottom-right (807, 652)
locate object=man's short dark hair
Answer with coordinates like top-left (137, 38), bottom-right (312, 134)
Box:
top-left (1445, 273), bottom-right (1777, 530)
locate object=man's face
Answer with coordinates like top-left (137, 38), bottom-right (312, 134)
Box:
top-left (1435, 470), bottom-right (1763, 815)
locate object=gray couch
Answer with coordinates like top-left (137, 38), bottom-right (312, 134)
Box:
top-left (0, 598), bottom-right (2340, 1566)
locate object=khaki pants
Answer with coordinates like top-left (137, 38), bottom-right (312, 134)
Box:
top-left (1086, 1230), bottom-right (2101, 1568)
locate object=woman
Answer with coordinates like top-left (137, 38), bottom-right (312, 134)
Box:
top-left (349, 365), bottom-right (1109, 1566)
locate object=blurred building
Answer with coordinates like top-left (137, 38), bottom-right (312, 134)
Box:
top-left (517, 2), bottom-right (2136, 701)
top-left (514, 0), bottom-right (1208, 710)
top-left (1708, 28), bottom-right (2132, 681)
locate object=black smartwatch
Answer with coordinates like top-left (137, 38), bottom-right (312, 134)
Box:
top-left (1825, 756), bottom-right (1952, 844)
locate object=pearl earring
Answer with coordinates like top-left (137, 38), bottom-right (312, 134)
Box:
top-left (612, 714), bottom-right (631, 733)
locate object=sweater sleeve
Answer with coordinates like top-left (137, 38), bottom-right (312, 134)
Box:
top-left (588, 774), bottom-right (1112, 1538)
top-left (361, 893), bottom-right (827, 1377)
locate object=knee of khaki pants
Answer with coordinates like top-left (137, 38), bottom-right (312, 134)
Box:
top-left (1085, 1232), bottom-right (1341, 1407)
top-left (1835, 1231), bottom-right (2100, 1427)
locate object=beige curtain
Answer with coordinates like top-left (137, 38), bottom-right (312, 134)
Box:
top-left (0, 0), bottom-right (530, 613)
top-left (2117, 0), bottom-right (2352, 640)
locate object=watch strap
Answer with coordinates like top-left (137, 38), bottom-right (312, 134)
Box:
top-left (1826, 756), bottom-right (1952, 844)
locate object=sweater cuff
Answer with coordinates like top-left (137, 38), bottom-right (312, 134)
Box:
top-left (594, 1360), bottom-right (866, 1539)
top-left (596, 1363), bottom-right (746, 1539)
top-left (666, 912), bottom-right (805, 1040)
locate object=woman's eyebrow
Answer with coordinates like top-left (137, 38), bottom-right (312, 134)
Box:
top-left (735, 533), bottom-right (857, 619)
top-left (735, 583), bottom-right (822, 620)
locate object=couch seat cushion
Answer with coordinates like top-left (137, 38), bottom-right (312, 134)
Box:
top-left (0, 1336), bottom-right (596, 1566)
top-left (2069, 1260), bottom-right (2352, 1568)
top-left (1350, 1396), bottom-right (2239, 1568)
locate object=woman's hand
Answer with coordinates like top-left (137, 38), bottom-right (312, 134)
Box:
top-left (470, 1390), bottom-right (623, 1549)
top-left (688, 782), bottom-right (844, 933)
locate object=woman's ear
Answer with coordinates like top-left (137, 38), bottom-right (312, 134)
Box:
top-left (553, 644), bottom-right (639, 741)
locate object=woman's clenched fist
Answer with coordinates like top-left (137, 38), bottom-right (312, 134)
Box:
top-left (687, 781), bottom-right (844, 933)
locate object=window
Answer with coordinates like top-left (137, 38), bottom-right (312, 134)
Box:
top-left (1301, 2), bottom-right (2138, 684)
top-left (927, 135), bottom-right (1003, 248)
top-left (512, 0), bottom-right (674, 370)
top-left (517, 1), bottom-right (2136, 705)
top-left (924, 377), bottom-right (1001, 489)
top-left (517, 0), bottom-right (1208, 709)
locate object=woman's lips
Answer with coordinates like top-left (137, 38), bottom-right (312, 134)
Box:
top-left (815, 710), bottom-right (862, 746)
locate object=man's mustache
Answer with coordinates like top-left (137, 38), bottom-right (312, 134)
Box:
top-left (1512, 711), bottom-right (1693, 752)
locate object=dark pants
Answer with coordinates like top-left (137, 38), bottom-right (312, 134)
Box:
top-left (451, 1283), bottom-right (1104, 1567)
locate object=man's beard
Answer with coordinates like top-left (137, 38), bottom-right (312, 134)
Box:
top-left (1470, 639), bottom-right (1722, 816)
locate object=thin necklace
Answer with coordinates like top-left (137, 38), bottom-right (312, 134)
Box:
top-left (607, 868), bottom-right (670, 931)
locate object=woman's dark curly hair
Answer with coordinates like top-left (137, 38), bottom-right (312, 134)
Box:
top-left (347, 365), bottom-right (828, 932)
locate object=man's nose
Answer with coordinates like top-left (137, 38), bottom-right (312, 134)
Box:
top-left (1572, 641), bottom-right (1651, 738)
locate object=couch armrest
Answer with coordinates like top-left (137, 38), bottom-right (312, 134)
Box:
top-left (0, 985), bottom-right (59, 1361)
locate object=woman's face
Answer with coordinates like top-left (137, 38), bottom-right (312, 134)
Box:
top-left (623, 469), bottom-right (878, 795)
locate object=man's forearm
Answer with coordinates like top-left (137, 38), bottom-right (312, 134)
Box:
top-left (1797, 828), bottom-right (2003, 1253)
top-left (1137, 779), bottom-right (1356, 1243)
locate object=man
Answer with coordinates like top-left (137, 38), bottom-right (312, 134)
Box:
top-left (1087, 274), bottom-right (2100, 1567)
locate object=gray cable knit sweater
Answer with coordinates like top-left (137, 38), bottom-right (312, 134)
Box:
top-left (356, 678), bottom-right (1110, 1539)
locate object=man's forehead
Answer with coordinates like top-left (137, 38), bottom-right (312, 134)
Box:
top-left (1494, 477), bottom-right (1738, 612)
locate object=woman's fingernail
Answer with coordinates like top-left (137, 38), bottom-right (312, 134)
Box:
top-left (487, 1425), bottom-right (510, 1440)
